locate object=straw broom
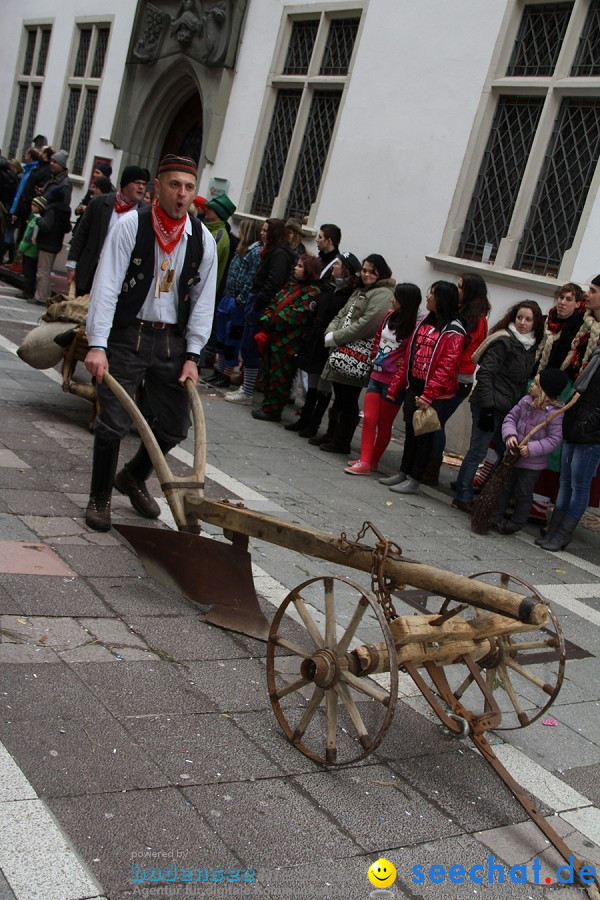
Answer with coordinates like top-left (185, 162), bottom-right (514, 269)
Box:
top-left (470, 393), bottom-right (580, 535)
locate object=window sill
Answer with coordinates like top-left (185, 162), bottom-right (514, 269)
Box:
top-left (234, 211), bottom-right (317, 238)
top-left (425, 253), bottom-right (560, 297)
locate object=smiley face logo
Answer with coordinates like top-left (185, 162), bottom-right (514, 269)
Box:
top-left (367, 857), bottom-right (397, 888)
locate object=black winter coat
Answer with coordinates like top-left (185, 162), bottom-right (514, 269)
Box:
top-left (67, 193), bottom-right (116, 294)
top-left (470, 330), bottom-right (538, 414)
top-left (296, 280), bottom-right (353, 374)
top-left (563, 365), bottom-right (600, 444)
top-left (36, 201), bottom-right (72, 253)
top-left (251, 243), bottom-right (295, 313)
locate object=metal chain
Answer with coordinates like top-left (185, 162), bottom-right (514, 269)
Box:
top-left (337, 521), bottom-right (402, 622)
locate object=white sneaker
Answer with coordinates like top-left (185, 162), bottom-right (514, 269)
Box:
top-left (225, 389), bottom-right (252, 405)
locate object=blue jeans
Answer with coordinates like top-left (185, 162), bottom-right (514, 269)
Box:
top-left (454, 404), bottom-right (506, 503)
top-left (556, 442), bottom-right (600, 520)
top-left (431, 383), bottom-right (471, 457)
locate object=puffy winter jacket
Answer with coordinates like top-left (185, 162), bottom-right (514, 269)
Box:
top-left (388, 317), bottom-right (467, 403)
top-left (470, 330), bottom-right (538, 414)
top-left (563, 365), bottom-right (600, 444)
top-left (501, 395), bottom-right (564, 470)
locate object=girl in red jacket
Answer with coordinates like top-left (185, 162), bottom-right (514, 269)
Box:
top-left (345, 283), bottom-right (421, 475)
top-left (381, 281), bottom-right (467, 494)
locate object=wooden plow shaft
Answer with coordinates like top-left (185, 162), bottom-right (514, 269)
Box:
top-left (186, 495), bottom-right (547, 626)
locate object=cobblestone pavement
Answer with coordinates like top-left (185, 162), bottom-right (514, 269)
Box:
top-left (0, 282), bottom-right (599, 899)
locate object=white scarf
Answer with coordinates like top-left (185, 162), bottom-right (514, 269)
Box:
top-left (508, 322), bottom-right (536, 349)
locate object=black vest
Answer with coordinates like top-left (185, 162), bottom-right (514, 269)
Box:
top-left (112, 205), bottom-right (204, 332)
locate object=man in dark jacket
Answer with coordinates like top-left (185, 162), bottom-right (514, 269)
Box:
top-left (42, 149), bottom-right (73, 206)
top-left (315, 223), bottom-right (341, 279)
top-left (66, 165), bottom-right (147, 296)
top-left (33, 186), bottom-right (72, 305)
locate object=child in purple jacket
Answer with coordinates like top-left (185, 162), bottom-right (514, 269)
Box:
top-left (494, 368), bottom-right (568, 534)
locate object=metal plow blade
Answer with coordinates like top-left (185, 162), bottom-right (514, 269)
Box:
top-left (114, 523), bottom-right (271, 641)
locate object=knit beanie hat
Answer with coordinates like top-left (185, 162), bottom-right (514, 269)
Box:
top-left (206, 194), bottom-right (236, 221)
top-left (336, 251), bottom-right (361, 275)
top-left (96, 162), bottom-right (112, 178)
top-left (539, 367), bottom-right (569, 399)
top-left (591, 275), bottom-right (600, 287)
top-left (32, 196), bottom-right (48, 212)
top-left (120, 166), bottom-right (149, 188)
top-left (157, 154), bottom-right (197, 178)
top-left (51, 149), bottom-right (69, 169)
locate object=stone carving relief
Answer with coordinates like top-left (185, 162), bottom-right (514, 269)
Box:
top-left (132, 0), bottom-right (235, 67)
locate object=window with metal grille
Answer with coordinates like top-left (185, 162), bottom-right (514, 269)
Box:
top-left (58, 23), bottom-right (111, 175)
top-left (251, 9), bottom-right (361, 222)
top-left (457, 97), bottom-right (544, 262)
top-left (7, 25), bottom-right (52, 158)
top-left (506, 3), bottom-right (573, 75)
top-left (452, 0), bottom-right (600, 278)
top-left (571, 0), bottom-right (600, 75)
top-left (516, 98), bottom-right (600, 275)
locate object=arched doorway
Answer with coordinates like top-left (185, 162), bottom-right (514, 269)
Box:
top-left (160, 93), bottom-right (203, 163)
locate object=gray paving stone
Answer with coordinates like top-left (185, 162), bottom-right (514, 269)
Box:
top-left (389, 748), bottom-right (538, 833)
top-left (0, 574), bottom-right (109, 617)
top-left (126, 616), bottom-right (259, 662)
top-left (0, 716), bottom-right (167, 798)
top-left (48, 787), bottom-right (234, 896)
top-left (51, 544), bottom-right (146, 577)
top-left (183, 778), bottom-right (360, 867)
top-left (0, 663), bottom-right (110, 723)
top-left (74, 660), bottom-right (218, 716)
top-left (0, 514), bottom-right (38, 542)
top-left (183, 658), bottom-right (272, 713)
top-left (88, 576), bottom-right (198, 618)
top-left (501, 715), bottom-right (600, 772)
top-left (0, 489), bottom-right (82, 517)
top-left (558, 763), bottom-right (600, 807)
top-left (122, 711), bottom-right (284, 786)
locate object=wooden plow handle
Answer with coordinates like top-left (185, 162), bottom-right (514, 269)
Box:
top-left (102, 371), bottom-right (206, 530)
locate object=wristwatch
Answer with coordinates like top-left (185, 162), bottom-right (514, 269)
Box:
top-left (185, 353), bottom-right (201, 366)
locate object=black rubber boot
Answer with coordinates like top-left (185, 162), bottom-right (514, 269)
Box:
top-left (537, 514), bottom-right (579, 552)
top-left (535, 507), bottom-right (566, 546)
top-left (309, 406), bottom-right (338, 446)
top-left (320, 413), bottom-right (360, 454)
top-left (85, 438), bottom-right (120, 532)
top-left (420, 455), bottom-right (443, 486)
top-left (299, 392), bottom-right (331, 438)
top-left (285, 388), bottom-right (318, 432)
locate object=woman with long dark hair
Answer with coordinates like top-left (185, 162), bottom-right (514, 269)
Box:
top-left (424, 273), bottom-right (491, 484)
top-left (251, 253), bottom-right (323, 422)
top-left (319, 254), bottom-right (395, 454)
top-left (381, 281), bottom-right (467, 494)
top-left (537, 277), bottom-right (600, 550)
top-left (345, 282), bottom-right (421, 475)
top-left (453, 300), bottom-right (544, 512)
top-left (225, 218), bottom-right (294, 405)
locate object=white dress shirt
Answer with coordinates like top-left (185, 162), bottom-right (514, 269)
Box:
top-left (86, 209), bottom-right (217, 355)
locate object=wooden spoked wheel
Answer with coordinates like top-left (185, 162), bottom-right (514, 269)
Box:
top-left (449, 571), bottom-right (565, 731)
top-left (266, 576), bottom-right (398, 765)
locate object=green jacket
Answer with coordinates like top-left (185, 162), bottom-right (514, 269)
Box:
top-left (18, 213), bottom-right (40, 259)
top-left (205, 218), bottom-right (230, 294)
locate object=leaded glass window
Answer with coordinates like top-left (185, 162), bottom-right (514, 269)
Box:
top-left (60, 88), bottom-right (81, 152)
top-left (506, 3), bottom-right (573, 76)
top-left (571, 0), bottom-right (600, 75)
top-left (8, 26), bottom-right (51, 158)
top-left (286, 91), bottom-right (341, 219)
top-left (253, 90), bottom-right (302, 216)
top-left (251, 10), bottom-right (361, 221)
top-left (74, 29), bottom-right (92, 77)
top-left (516, 98), bottom-right (600, 275)
top-left (73, 89), bottom-right (98, 176)
top-left (458, 97), bottom-right (544, 262)
top-left (283, 21), bottom-right (319, 75)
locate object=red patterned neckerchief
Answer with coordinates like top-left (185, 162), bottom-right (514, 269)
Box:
top-left (113, 190), bottom-right (137, 215)
top-left (546, 301), bottom-right (586, 334)
top-left (151, 197), bottom-right (187, 254)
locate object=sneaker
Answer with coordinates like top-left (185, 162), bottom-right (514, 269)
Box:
top-left (225, 389), bottom-right (252, 405)
top-left (378, 472), bottom-right (406, 486)
top-left (389, 477), bottom-right (421, 494)
top-left (114, 468), bottom-right (160, 518)
top-left (344, 461), bottom-right (372, 476)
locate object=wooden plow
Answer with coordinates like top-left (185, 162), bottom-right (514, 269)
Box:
top-left (104, 374), bottom-right (599, 895)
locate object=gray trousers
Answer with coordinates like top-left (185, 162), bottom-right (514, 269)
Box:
top-left (95, 323), bottom-right (190, 445)
top-left (34, 250), bottom-right (56, 303)
top-left (494, 467), bottom-right (539, 528)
